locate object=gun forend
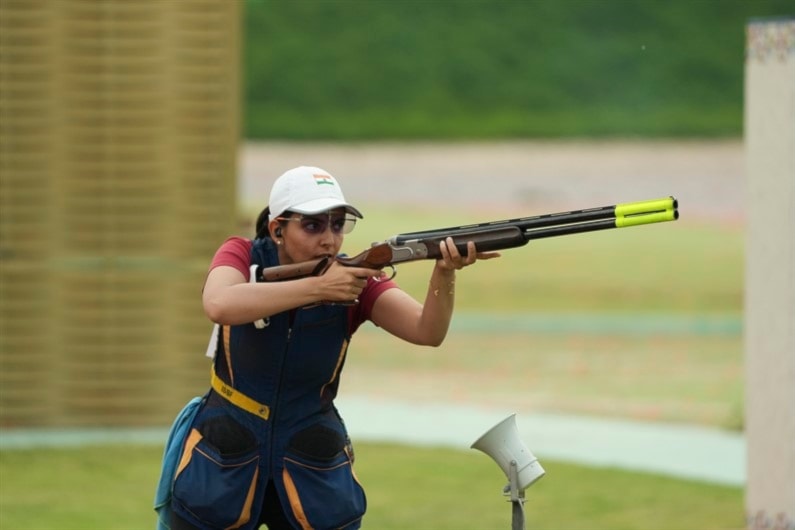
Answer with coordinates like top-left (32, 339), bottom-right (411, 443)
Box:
top-left (419, 226), bottom-right (529, 259)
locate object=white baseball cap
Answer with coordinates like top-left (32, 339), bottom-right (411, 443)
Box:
top-left (268, 166), bottom-right (363, 222)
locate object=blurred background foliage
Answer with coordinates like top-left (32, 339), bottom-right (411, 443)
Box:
top-left (244, 0), bottom-right (792, 140)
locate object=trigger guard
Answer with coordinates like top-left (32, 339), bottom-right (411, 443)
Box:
top-left (374, 265), bottom-right (396, 281)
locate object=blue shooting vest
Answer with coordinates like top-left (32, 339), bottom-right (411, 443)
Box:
top-left (168, 238), bottom-right (366, 530)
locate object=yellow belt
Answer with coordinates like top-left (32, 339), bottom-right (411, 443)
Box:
top-left (210, 369), bottom-right (270, 420)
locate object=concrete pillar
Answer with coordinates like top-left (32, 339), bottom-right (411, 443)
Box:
top-left (744, 17), bottom-right (795, 530)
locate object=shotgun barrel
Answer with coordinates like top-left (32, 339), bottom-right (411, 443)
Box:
top-left (391, 196), bottom-right (678, 244)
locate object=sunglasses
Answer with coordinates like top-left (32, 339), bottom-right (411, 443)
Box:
top-left (277, 214), bottom-right (357, 235)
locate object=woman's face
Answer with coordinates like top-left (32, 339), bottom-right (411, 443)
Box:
top-left (271, 208), bottom-right (353, 264)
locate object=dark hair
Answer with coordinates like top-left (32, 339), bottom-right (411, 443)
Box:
top-left (255, 206), bottom-right (271, 239)
top-left (255, 207), bottom-right (293, 240)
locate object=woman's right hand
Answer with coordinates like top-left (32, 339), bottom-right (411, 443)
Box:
top-left (203, 261), bottom-right (383, 325)
top-left (318, 262), bottom-right (383, 303)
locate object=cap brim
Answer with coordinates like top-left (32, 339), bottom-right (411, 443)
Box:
top-left (290, 198), bottom-right (363, 219)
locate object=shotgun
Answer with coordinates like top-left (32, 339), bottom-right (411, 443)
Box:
top-left (256, 196), bottom-right (678, 283)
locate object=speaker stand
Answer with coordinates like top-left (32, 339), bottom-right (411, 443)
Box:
top-left (505, 459), bottom-right (526, 530)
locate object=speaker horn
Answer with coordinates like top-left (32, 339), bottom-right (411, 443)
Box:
top-left (471, 413), bottom-right (545, 491)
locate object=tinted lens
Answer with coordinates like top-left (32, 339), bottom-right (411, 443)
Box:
top-left (297, 215), bottom-right (356, 235)
top-left (299, 217), bottom-right (325, 234)
top-left (331, 216), bottom-right (357, 234)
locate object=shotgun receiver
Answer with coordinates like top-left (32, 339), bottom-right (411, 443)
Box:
top-left (256, 196), bottom-right (678, 283)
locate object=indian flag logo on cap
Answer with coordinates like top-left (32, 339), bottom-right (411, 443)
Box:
top-left (313, 173), bottom-right (335, 186)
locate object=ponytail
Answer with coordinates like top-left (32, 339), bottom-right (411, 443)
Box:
top-left (255, 206), bottom-right (271, 240)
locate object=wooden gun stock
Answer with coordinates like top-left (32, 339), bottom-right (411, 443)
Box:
top-left (259, 256), bottom-right (331, 282)
top-left (335, 244), bottom-right (395, 268)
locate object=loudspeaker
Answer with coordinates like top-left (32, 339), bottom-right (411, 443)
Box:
top-left (471, 414), bottom-right (545, 490)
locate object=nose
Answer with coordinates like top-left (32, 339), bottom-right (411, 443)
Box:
top-left (318, 223), bottom-right (336, 246)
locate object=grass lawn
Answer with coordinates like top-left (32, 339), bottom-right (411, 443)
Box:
top-left (0, 443), bottom-right (743, 530)
top-left (344, 330), bottom-right (743, 429)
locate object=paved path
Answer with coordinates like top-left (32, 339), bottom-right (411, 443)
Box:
top-left (335, 395), bottom-right (745, 487)
top-left (0, 395), bottom-right (744, 487)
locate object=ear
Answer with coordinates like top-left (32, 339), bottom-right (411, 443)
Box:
top-left (268, 219), bottom-right (282, 239)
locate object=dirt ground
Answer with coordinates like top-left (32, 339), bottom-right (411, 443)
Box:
top-left (240, 140), bottom-right (745, 222)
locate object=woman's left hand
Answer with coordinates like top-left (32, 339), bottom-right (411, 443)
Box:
top-left (436, 237), bottom-right (501, 271)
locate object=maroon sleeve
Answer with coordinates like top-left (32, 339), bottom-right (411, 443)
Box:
top-left (347, 276), bottom-right (400, 335)
top-left (209, 237), bottom-right (253, 280)
top-left (209, 239), bottom-right (398, 331)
